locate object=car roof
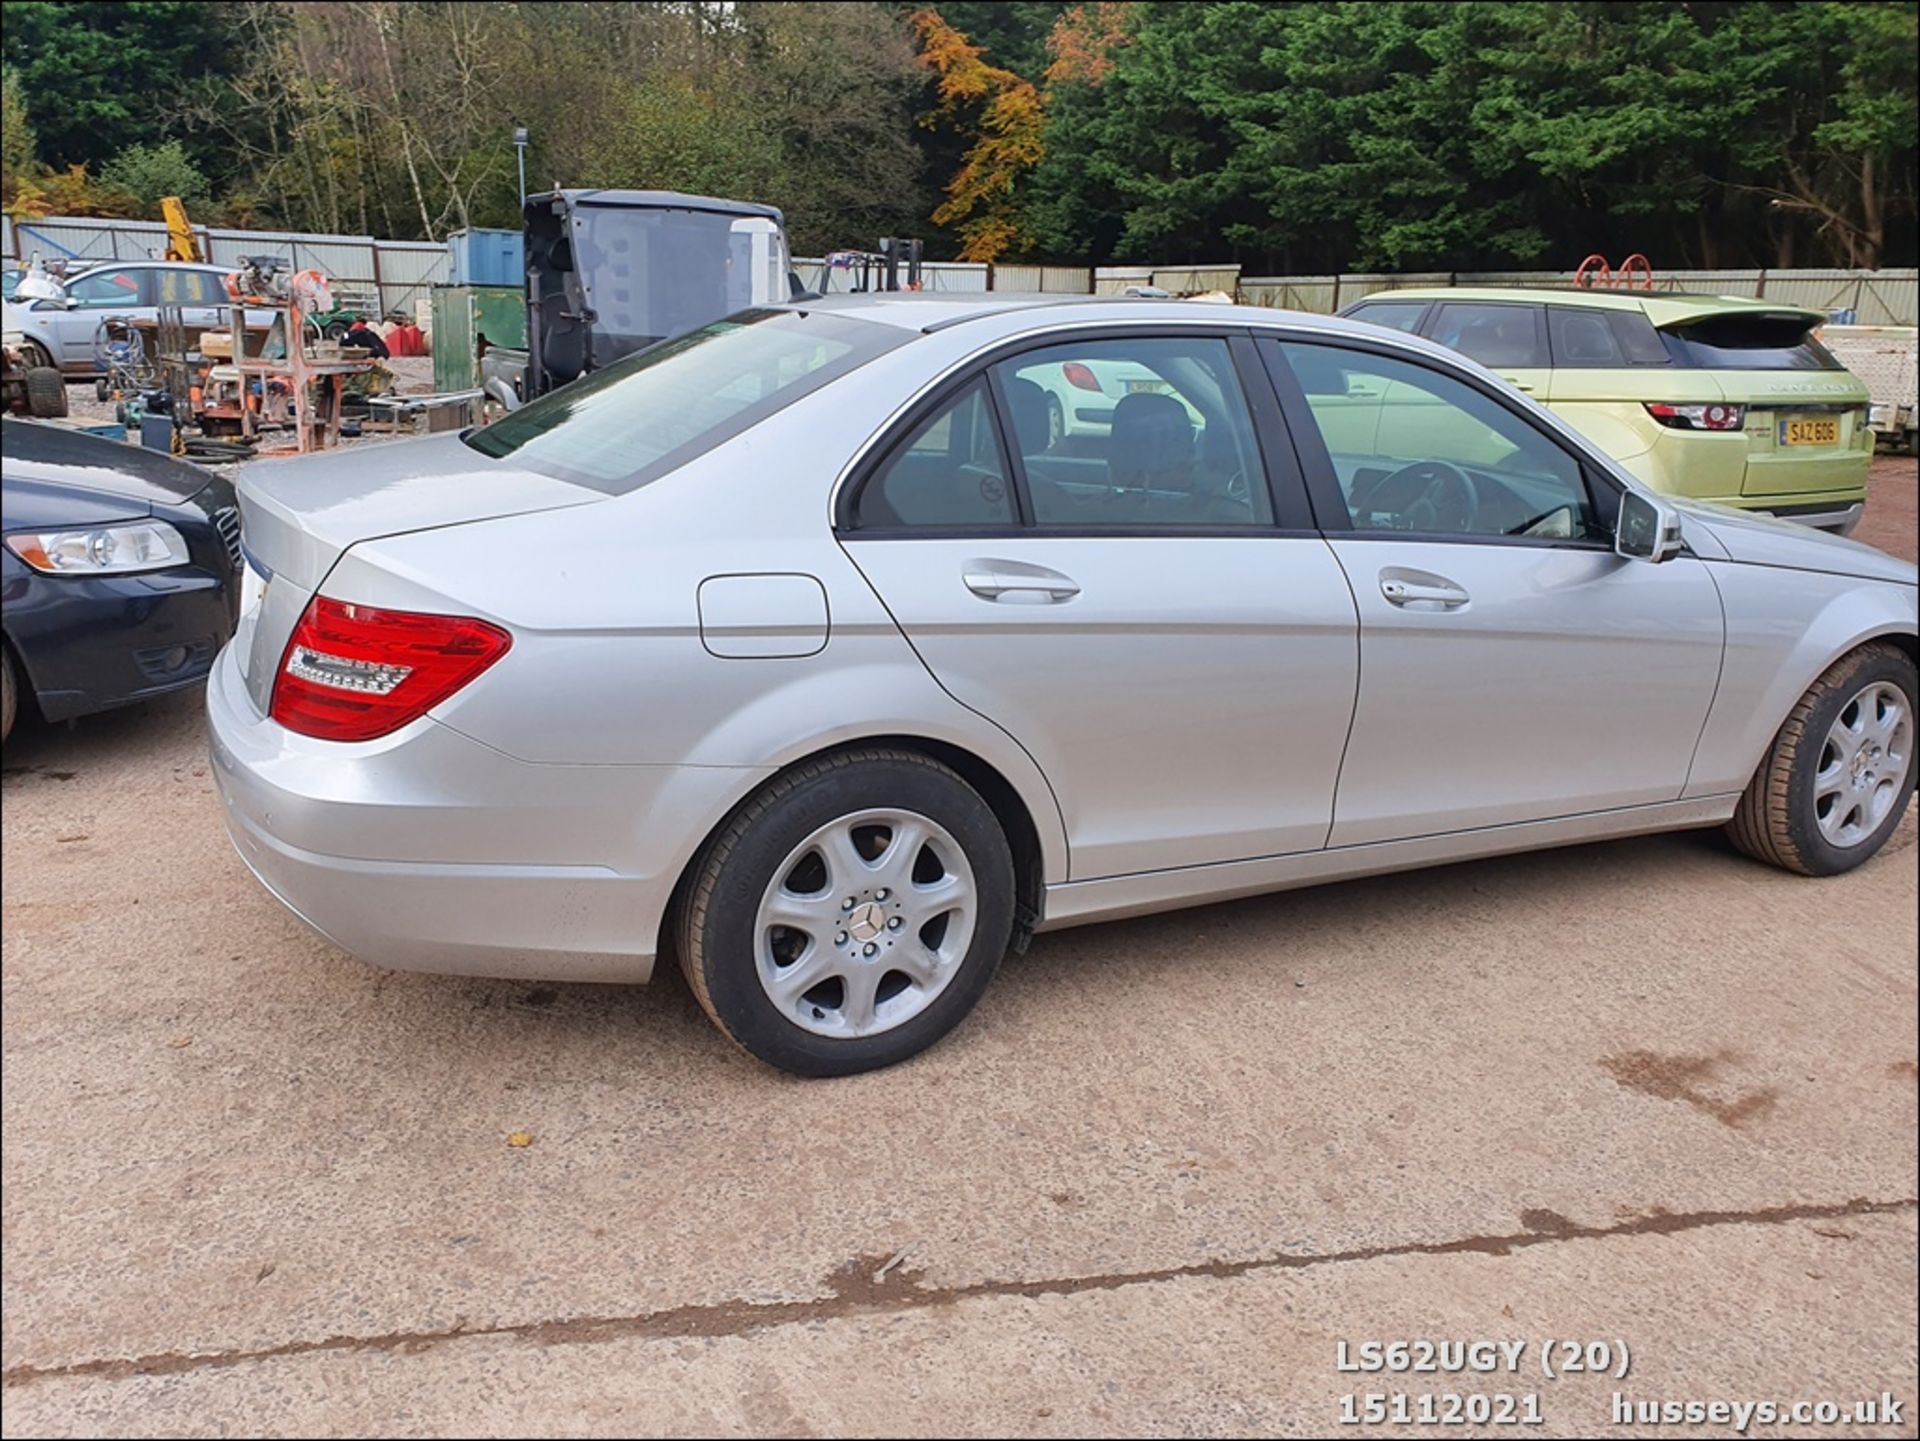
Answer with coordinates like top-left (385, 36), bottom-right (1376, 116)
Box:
top-left (531, 188), bottom-right (786, 223)
top-left (797, 291), bottom-right (1326, 335)
top-left (791, 293), bottom-right (1510, 377)
top-left (1349, 285), bottom-right (1825, 326)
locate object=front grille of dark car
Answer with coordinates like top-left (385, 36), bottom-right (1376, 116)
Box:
top-left (211, 506), bottom-right (244, 573)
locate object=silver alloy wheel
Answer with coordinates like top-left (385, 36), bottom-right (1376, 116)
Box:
top-left (1813, 680), bottom-right (1914, 848)
top-left (755, 807), bottom-right (978, 1039)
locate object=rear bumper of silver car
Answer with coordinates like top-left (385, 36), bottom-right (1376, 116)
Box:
top-left (206, 644), bottom-right (764, 984)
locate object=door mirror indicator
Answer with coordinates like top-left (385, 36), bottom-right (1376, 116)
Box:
top-left (1616, 490), bottom-right (1685, 564)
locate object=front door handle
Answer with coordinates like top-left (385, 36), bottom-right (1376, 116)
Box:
top-left (964, 560), bottom-right (1081, 603)
top-left (1498, 373), bottom-right (1536, 393)
top-left (1380, 570), bottom-right (1470, 609)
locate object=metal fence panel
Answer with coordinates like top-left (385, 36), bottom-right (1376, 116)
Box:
top-left (1336, 272), bottom-right (1454, 303)
top-left (12, 217), bottom-right (168, 264)
top-left (1152, 264), bottom-right (1241, 295)
top-left (920, 261), bottom-right (989, 292)
top-left (1239, 276), bottom-right (1341, 312)
top-left (1093, 266), bottom-right (1153, 294)
top-left (374, 242), bottom-right (452, 317)
top-left (1760, 270), bottom-right (1918, 326)
top-left (990, 264), bottom-right (1045, 292)
top-left (993, 263), bottom-right (1092, 293)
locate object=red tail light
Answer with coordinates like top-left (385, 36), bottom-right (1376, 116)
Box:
top-left (271, 596), bottom-right (511, 742)
top-left (1061, 361), bottom-right (1103, 392)
top-left (1645, 402), bottom-right (1745, 431)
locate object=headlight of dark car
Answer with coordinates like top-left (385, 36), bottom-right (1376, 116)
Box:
top-left (4, 521), bottom-right (192, 574)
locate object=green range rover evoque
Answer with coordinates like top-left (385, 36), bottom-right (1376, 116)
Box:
top-left (1339, 287), bottom-right (1874, 533)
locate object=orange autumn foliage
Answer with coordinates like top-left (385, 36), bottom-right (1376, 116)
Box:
top-left (1045, 2), bottom-right (1135, 88)
top-left (911, 5), bottom-right (1133, 262)
top-left (911, 9), bottom-right (1047, 262)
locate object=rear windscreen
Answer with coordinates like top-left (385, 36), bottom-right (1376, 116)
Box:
top-left (463, 308), bottom-right (906, 492)
top-left (1660, 315), bottom-right (1844, 371)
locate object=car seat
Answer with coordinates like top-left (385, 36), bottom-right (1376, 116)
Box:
top-left (1109, 392), bottom-right (1194, 492)
top-left (1558, 313), bottom-right (1617, 364)
top-left (1003, 376), bottom-right (1051, 455)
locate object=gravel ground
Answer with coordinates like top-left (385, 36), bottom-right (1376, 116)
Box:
top-left (0, 458), bottom-right (1913, 1437)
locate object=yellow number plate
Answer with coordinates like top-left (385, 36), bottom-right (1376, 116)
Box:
top-left (1779, 416), bottom-right (1839, 446)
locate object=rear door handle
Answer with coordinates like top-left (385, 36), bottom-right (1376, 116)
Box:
top-left (1380, 571), bottom-right (1470, 609)
top-left (964, 560), bottom-right (1081, 603)
top-left (1498, 374), bottom-right (1536, 393)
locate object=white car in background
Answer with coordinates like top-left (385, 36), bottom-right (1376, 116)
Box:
top-left (1022, 353), bottom-right (1208, 448)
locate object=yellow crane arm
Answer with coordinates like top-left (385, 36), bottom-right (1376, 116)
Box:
top-left (161, 196), bottom-right (201, 263)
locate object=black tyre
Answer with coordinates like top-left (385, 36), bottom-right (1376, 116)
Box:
top-left (2, 647), bottom-right (16, 744)
top-left (17, 340), bottom-right (54, 372)
top-left (1046, 395), bottom-right (1064, 450)
top-left (94, 378), bottom-right (110, 403)
top-left (25, 366), bottom-right (66, 418)
top-left (1726, 642), bottom-right (1917, 876)
top-left (678, 748), bottom-right (1015, 1076)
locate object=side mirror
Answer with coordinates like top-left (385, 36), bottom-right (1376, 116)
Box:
top-left (1616, 490), bottom-right (1685, 563)
top-left (30, 297), bottom-right (74, 312)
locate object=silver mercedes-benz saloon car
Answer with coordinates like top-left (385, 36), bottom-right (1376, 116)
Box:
top-left (209, 295), bottom-right (1918, 1075)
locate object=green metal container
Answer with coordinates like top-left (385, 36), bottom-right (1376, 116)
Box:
top-left (430, 284), bottom-right (526, 393)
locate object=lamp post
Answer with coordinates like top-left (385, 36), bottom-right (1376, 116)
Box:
top-left (513, 126), bottom-right (530, 209)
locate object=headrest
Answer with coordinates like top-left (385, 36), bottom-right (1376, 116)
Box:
top-left (1110, 391), bottom-right (1192, 474)
top-left (1003, 376), bottom-right (1050, 454)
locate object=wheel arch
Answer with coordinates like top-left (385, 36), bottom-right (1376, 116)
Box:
top-left (658, 733), bottom-right (1055, 967)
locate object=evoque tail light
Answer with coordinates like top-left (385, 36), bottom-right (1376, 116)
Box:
top-left (1645, 402), bottom-right (1745, 431)
top-left (271, 596), bottom-right (511, 742)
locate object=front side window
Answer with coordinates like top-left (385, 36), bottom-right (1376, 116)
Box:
top-left (65, 268), bottom-right (145, 309)
top-left (1346, 301), bottom-right (1426, 334)
top-left (464, 308), bottom-right (905, 493)
top-left (853, 378), bottom-right (1017, 529)
top-left (1429, 302), bottom-right (1547, 369)
top-left (1277, 341), bottom-right (1601, 541)
top-left (992, 336), bottom-right (1272, 528)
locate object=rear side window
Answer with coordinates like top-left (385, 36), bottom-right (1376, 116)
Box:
top-left (154, 268), bottom-right (227, 307)
top-left (993, 336), bottom-right (1273, 529)
top-left (852, 379), bottom-right (1017, 530)
top-left (1660, 314), bottom-right (1844, 371)
top-left (1547, 307), bottom-right (1671, 367)
top-left (1428, 303), bottom-right (1547, 369)
top-left (1346, 301), bottom-right (1426, 334)
top-left (464, 308), bottom-right (905, 493)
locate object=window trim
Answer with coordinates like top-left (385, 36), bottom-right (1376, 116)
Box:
top-left (1258, 332), bottom-right (1620, 552)
top-left (836, 323), bottom-right (1318, 539)
top-left (1420, 299), bottom-right (1550, 372)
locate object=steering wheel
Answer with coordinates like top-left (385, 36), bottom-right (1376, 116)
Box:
top-left (1350, 459), bottom-right (1480, 534)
